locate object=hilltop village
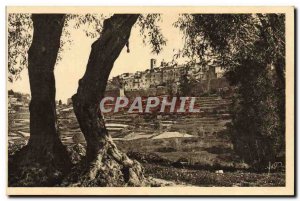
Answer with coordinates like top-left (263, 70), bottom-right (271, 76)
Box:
top-left (104, 59), bottom-right (228, 98)
top-left (110, 59), bottom-right (224, 90)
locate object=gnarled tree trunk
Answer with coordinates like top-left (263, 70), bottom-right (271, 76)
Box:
top-left (9, 14), bottom-right (72, 187)
top-left (69, 14), bottom-right (146, 186)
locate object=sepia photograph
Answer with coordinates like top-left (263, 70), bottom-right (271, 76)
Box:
top-left (6, 6), bottom-right (294, 196)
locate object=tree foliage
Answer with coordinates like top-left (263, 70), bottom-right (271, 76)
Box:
top-left (8, 13), bottom-right (166, 83)
top-left (137, 14), bottom-right (167, 54)
top-left (8, 13), bottom-right (107, 82)
top-left (8, 14), bottom-right (32, 82)
top-left (176, 14), bottom-right (285, 170)
top-left (178, 66), bottom-right (196, 96)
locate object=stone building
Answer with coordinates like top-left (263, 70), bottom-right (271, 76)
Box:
top-left (110, 58), bottom-right (225, 93)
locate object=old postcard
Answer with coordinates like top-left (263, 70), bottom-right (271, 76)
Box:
top-left (6, 6), bottom-right (294, 196)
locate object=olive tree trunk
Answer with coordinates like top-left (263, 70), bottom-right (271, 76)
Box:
top-left (70, 14), bottom-right (146, 186)
top-left (9, 14), bottom-right (71, 187)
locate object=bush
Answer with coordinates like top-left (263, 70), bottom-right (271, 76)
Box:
top-left (127, 151), bottom-right (171, 165)
top-left (156, 147), bottom-right (177, 153)
top-left (227, 59), bottom-right (285, 171)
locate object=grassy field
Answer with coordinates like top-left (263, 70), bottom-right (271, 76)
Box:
top-left (114, 136), bottom-right (285, 187)
top-left (115, 136), bottom-right (247, 170)
top-left (143, 163), bottom-right (285, 187)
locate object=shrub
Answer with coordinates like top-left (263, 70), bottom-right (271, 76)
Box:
top-left (156, 147), bottom-right (177, 153)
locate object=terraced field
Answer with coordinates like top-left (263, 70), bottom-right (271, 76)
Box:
top-left (9, 95), bottom-right (234, 167)
top-left (8, 95), bottom-right (285, 186)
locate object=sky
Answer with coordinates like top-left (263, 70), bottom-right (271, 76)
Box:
top-left (8, 13), bottom-right (188, 103)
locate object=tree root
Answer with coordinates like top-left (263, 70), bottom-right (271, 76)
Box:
top-left (8, 140), bottom-right (72, 187)
top-left (62, 136), bottom-right (150, 187)
top-left (8, 137), bottom-right (162, 187)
